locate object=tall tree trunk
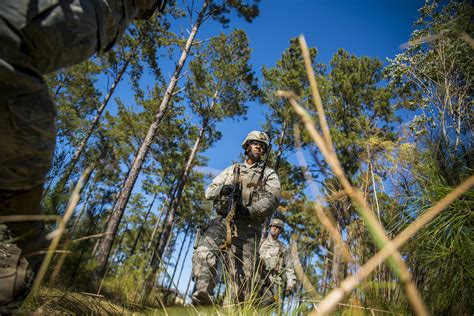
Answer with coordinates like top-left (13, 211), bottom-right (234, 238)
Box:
top-left (296, 251), bottom-right (309, 309)
top-left (136, 200), bottom-right (168, 299)
top-left (111, 223), bottom-right (130, 264)
top-left (144, 184), bottom-right (178, 260)
top-left (167, 226), bottom-right (189, 289)
top-left (158, 228), bottom-right (177, 288)
top-left (69, 188), bottom-right (93, 237)
top-left (91, 154), bottom-right (136, 256)
top-left (331, 223), bottom-right (341, 287)
top-left (45, 52), bottom-right (134, 199)
top-left (152, 122), bottom-right (206, 267)
top-left (96, 0), bottom-right (209, 275)
top-left (146, 201), bottom-right (168, 253)
top-left (184, 270), bottom-right (194, 303)
top-left (175, 231), bottom-right (193, 288)
top-left (92, 212), bottom-right (112, 256)
top-left (70, 210), bottom-right (96, 284)
top-left (49, 165), bottom-right (96, 285)
top-left (129, 194), bottom-right (157, 256)
top-left (322, 256), bottom-right (329, 295)
top-left (146, 189), bottom-right (178, 272)
top-left (148, 202), bottom-right (172, 268)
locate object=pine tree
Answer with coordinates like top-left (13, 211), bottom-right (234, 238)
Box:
top-left (96, 0), bottom-right (262, 276)
top-left (386, 1), bottom-right (473, 313)
top-left (150, 28), bottom-right (258, 273)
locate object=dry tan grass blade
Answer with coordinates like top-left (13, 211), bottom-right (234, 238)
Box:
top-left (24, 166), bottom-right (94, 304)
top-left (279, 36), bottom-right (435, 313)
top-left (278, 90), bottom-right (428, 316)
top-left (459, 32), bottom-right (474, 49)
top-left (315, 175), bottom-right (473, 315)
top-left (293, 124), bottom-right (353, 263)
top-left (299, 35), bottom-right (334, 153)
top-left (290, 234), bottom-right (319, 300)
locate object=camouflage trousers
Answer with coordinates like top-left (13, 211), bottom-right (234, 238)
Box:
top-left (192, 218), bottom-right (260, 305)
top-left (0, 0), bottom-right (103, 310)
top-left (0, 187), bottom-right (48, 312)
top-left (0, 56), bottom-right (53, 313)
top-left (0, 0), bottom-right (106, 191)
top-left (0, 0), bottom-right (120, 186)
top-left (258, 271), bottom-right (284, 308)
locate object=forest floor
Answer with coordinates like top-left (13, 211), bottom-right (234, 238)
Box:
top-left (21, 287), bottom-right (228, 315)
top-left (22, 288), bottom-right (137, 314)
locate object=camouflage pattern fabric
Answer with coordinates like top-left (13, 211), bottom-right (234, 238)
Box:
top-left (205, 161), bottom-right (281, 223)
top-left (241, 130), bottom-right (270, 150)
top-left (258, 236), bottom-right (296, 307)
top-left (0, 0), bottom-right (160, 190)
top-left (192, 216), bottom-right (262, 305)
top-left (0, 91), bottom-right (56, 191)
top-left (0, 0), bottom-right (160, 311)
top-left (191, 234), bottom-right (220, 305)
top-left (0, 224), bottom-right (34, 314)
top-left (192, 160), bottom-right (281, 305)
top-left (223, 223), bottom-right (260, 304)
top-left (0, 186), bottom-right (47, 311)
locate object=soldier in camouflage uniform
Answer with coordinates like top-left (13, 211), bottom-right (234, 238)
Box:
top-left (258, 218), bottom-right (296, 307)
top-left (192, 131), bottom-right (281, 306)
top-left (0, 0), bottom-right (166, 312)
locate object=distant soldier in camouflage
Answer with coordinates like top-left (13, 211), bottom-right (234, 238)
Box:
top-left (0, 0), bottom-right (166, 312)
top-left (258, 218), bottom-right (296, 307)
top-left (192, 131), bottom-right (281, 305)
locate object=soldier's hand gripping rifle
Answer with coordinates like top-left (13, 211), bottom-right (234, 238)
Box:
top-left (220, 164), bottom-right (241, 250)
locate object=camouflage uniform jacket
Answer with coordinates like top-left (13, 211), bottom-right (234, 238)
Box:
top-left (0, 0), bottom-right (162, 190)
top-left (259, 236), bottom-right (296, 287)
top-left (205, 160), bottom-right (281, 231)
top-left (0, 0), bottom-right (160, 76)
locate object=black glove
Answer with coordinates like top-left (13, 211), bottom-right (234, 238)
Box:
top-left (220, 184), bottom-right (234, 196)
top-left (236, 206), bottom-right (250, 218)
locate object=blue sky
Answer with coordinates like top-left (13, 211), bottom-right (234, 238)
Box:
top-left (198, 0), bottom-right (424, 172)
top-left (158, 0), bottom-right (425, 297)
top-left (101, 0), bottom-right (424, 174)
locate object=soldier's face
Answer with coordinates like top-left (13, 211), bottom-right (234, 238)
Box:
top-left (270, 225), bottom-right (282, 238)
top-left (247, 141), bottom-right (265, 161)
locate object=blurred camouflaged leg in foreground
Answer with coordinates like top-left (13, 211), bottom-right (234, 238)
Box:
top-left (0, 0), bottom-right (166, 312)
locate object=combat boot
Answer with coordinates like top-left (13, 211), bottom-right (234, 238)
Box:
top-left (0, 223), bottom-right (34, 314)
top-left (191, 276), bottom-right (214, 306)
top-left (191, 290), bottom-right (213, 306)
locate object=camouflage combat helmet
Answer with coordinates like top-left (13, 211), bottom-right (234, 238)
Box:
top-left (242, 131), bottom-right (270, 151)
top-left (270, 218), bottom-right (284, 229)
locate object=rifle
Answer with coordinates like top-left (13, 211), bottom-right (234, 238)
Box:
top-left (193, 226), bottom-right (202, 250)
top-left (220, 164), bottom-right (241, 250)
top-left (257, 143), bottom-right (272, 187)
top-left (256, 143), bottom-right (272, 239)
